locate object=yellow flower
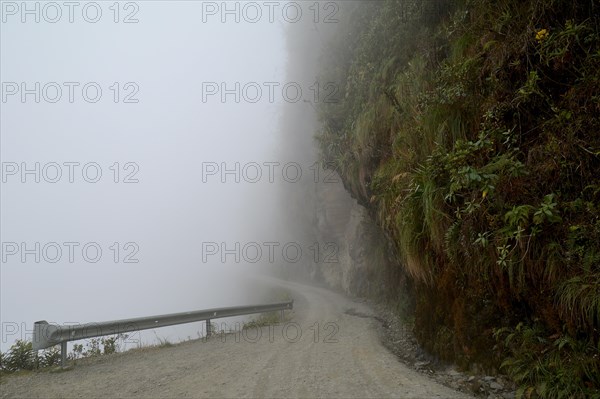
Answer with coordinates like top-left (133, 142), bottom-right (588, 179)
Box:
top-left (482, 190), bottom-right (488, 199)
top-left (536, 29), bottom-right (549, 41)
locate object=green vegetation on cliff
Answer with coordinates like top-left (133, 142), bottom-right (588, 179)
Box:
top-left (317, 1), bottom-right (599, 396)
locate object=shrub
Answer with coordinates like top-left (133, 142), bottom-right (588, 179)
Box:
top-left (2, 340), bottom-right (35, 372)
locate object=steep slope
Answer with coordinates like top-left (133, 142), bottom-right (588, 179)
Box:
top-left (316, 0), bottom-right (600, 396)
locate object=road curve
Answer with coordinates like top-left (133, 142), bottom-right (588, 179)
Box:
top-left (1, 278), bottom-right (471, 398)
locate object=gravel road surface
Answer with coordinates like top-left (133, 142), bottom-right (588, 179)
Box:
top-left (1, 278), bottom-right (472, 398)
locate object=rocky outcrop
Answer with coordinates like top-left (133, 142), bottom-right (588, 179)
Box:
top-left (312, 170), bottom-right (412, 305)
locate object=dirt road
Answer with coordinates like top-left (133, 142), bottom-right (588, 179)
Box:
top-left (1, 278), bottom-right (472, 398)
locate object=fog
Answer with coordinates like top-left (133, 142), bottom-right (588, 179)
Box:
top-left (0, 1), bottom-right (344, 351)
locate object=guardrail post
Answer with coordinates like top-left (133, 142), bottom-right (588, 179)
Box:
top-left (280, 309), bottom-right (284, 321)
top-left (206, 319), bottom-right (211, 338)
top-left (61, 341), bottom-right (67, 368)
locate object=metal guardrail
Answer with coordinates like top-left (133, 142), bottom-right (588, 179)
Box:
top-left (33, 300), bottom-right (293, 367)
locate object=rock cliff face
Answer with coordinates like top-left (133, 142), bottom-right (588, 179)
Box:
top-left (311, 173), bottom-right (412, 308)
top-left (276, 1), bottom-right (412, 310)
top-left (314, 177), bottom-right (365, 293)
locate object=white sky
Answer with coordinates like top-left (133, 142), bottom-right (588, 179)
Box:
top-left (0, 1), bottom-right (336, 350)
